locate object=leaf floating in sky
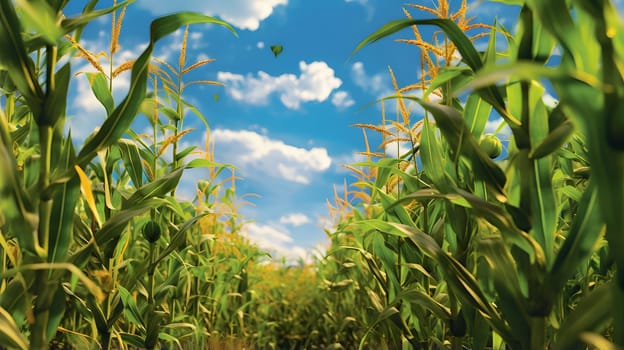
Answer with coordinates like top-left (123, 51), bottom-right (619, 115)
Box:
top-left (213, 93), bottom-right (219, 103)
top-left (270, 45), bottom-right (283, 57)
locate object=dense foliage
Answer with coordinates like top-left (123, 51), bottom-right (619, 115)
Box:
top-left (1, 0), bottom-right (624, 349)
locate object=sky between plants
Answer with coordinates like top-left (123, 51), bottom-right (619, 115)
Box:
top-left (63, 0), bottom-right (557, 262)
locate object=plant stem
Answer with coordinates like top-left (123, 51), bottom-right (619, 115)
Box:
top-left (37, 125), bottom-right (53, 257)
top-left (529, 316), bottom-right (545, 350)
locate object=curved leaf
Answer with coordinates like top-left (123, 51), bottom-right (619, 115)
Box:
top-left (77, 12), bottom-right (236, 166)
top-left (0, 306), bottom-right (28, 350)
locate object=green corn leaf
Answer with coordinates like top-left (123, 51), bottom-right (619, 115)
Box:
top-left (154, 213), bottom-right (207, 266)
top-left (554, 281), bottom-right (614, 350)
top-left (159, 105), bottom-right (181, 122)
top-left (119, 333), bottom-right (146, 348)
top-left (409, 97), bottom-right (507, 201)
top-left (352, 19), bottom-right (481, 71)
top-left (389, 187), bottom-right (543, 263)
top-left (15, 0), bottom-right (63, 44)
top-left (186, 158), bottom-right (233, 169)
top-left (424, 66), bottom-right (473, 99)
top-left (480, 238), bottom-right (530, 341)
top-left (459, 62), bottom-right (602, 96)
top-left (48, 137), bottom-right (79, 263)
top-left (371, 233), bottom-right (400, 295)
top-left (400, 288), bottom-right (451, 321)
top-left (46, 287), bottom-right (67, 342)
top-left (524, 0), bottom-right (586, 68)
top-left (375, 188), bottom-right (415, 227)
top-left (464, 94), bottom-right (493, 139)
top-left (420, 114), bottom-right (450, 190)
top-left (95, 198), bottom-right (165, 248)
top-left (86, 72), bottom-right (114, 116)
top-left (77, 12), bottom-right (236, 166)
top-left (525, 82), bottom-right (557, 264)
top-left (86, 295), bottom-right (108, 335)
top-left (41, 63), bottom-right (71, 127)
top-left (0, 1), bottom-right (44, 118)
top-left (354, 220), bottom-right (516, 341)
top-left (117, 285), bottom-right (145, 330)
top-left (118, 139), bottom-right (144, 188)
top-left (547, 185), bottom-right (604, 303)
top-left (0, 280), bottom-right (27, 323)
top-left (122, 167), bottom-right (183, 208)
top-left (144, 308), bottom-right (165, 348)
top-left (359, 305), bottom-right (400, 350)
top-left (0, 263), bottom-right (105, 302)
top-left (61, 1), bottom-right (134, 35)
top-left (183, 100), bottom-right (210, 128)
top-left (529, 120), bottom-right (574, 159)
top-left (174, 146), bottom-right (197, 163)
top-left (353, 18), bottom-right (510, 122)
top-left (0, 111), bottom-right (37, 254)
top-left (0, 306), bottom-right (28, 350)
top-left (484, 21), bottom-right (498, 65)
top-left (456, 189), bottom-right (544, 263)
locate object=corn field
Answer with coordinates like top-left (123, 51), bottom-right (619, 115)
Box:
top-left (1, 0), bottom-right (624, 349)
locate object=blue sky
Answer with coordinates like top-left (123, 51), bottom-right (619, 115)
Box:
top-left (64, 0), bottom-right (520, 261)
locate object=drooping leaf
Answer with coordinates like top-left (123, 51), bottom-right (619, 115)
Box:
top-left (76, 12), bottom-right (236, 166)
top-left (530, 120), bottom-right (575, 159)
top-left (0, 306), bottom-right (28, 350)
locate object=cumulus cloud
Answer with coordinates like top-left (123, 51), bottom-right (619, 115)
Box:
top-left (351, 61), bottom-right (389, 95)
top-left (136, 0), bottom-right (287, 31)
top-left (211, 129), bottom-right (332, 184)
top-left (217, 61), bottom-right (342, 109)
top-left (243, 223), bottom-right (307, 261)
top-left (331, 90), bottom-right (355, 108)
top-left (279, 213), bottom-right (311, 227)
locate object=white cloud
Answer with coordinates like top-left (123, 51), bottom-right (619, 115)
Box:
top-left (279, 213), bottom-right (311, 227)
top-left (217, 61), bottom-right (342, 109)
top-left (136, 0), bottom-right (287, 31)
top-left (211, 129), bottom-right (332, 184)
top-left (257, 41), bottom-right (265, 49)
top-left (331, 90), bottom-right (355, 108)
top-left (542, 93), bottom-right (559, 108)
top-left (384, 140), bottom-right (413, 158)
top-left (351, 61), bottom-right (388, 95)
top-left (243, 222), bottom-right (307, 261)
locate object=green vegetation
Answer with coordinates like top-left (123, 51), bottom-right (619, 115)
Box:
top-left (1, 0), bottom-right (624, 349)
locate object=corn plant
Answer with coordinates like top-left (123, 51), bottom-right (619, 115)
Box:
top-left (0, 0), bottom-right (237, 348)
top-left (331, 0), bottom-right (622, 348)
